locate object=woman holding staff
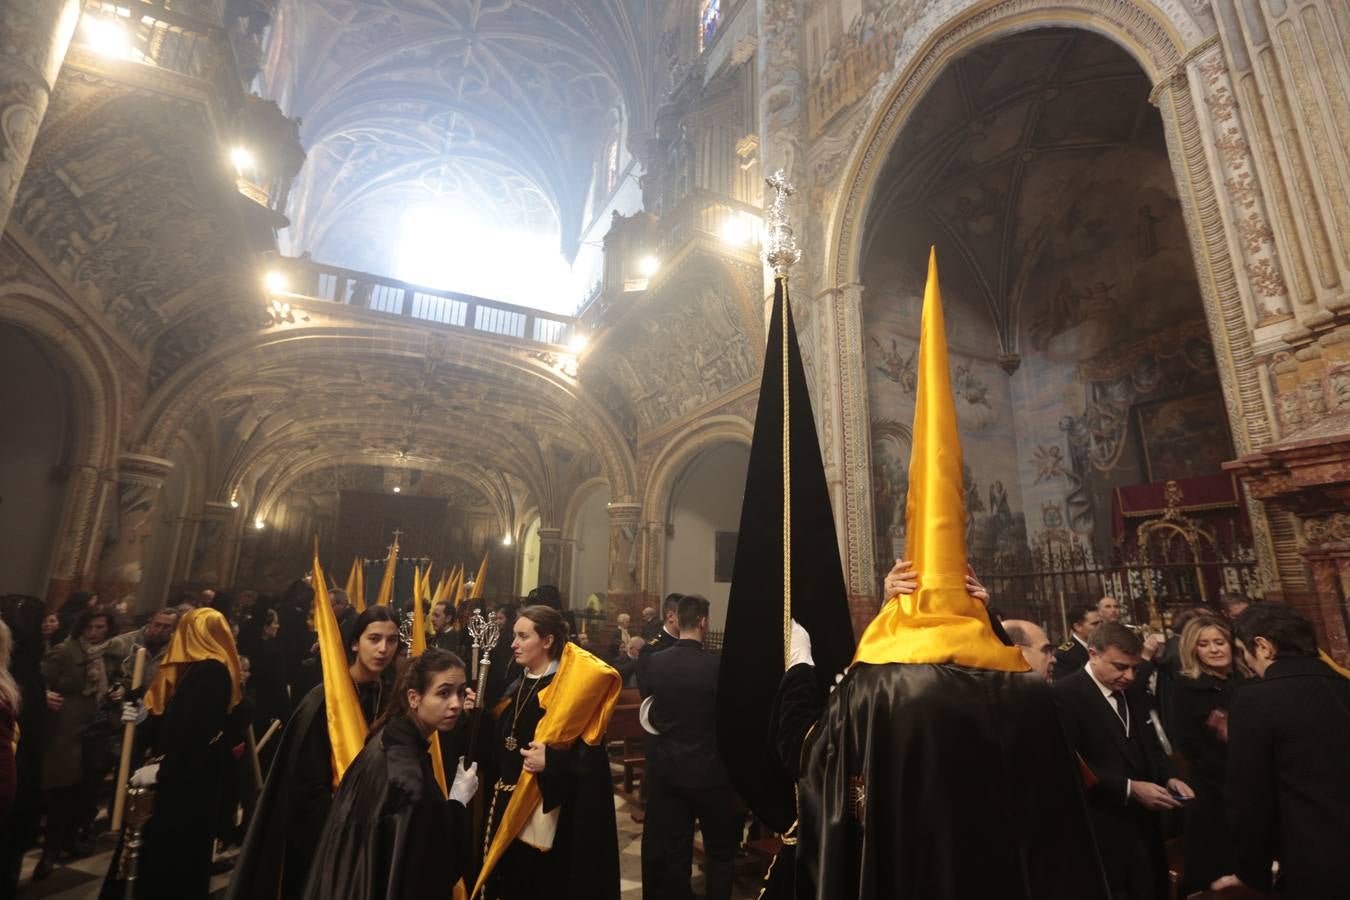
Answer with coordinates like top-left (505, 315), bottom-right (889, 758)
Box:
top-left (474, 605), bottom-right (621, 899)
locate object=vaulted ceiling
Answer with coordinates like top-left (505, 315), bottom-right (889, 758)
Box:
top-left (272, 0), bottom-right (656, 274)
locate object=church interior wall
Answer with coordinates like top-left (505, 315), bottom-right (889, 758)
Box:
top-left (569, 482), bottom-right (612, 608)
top-left (664, 442), bottom-right (751, 630)
top-left (0, 324), bottom-right (74, 598)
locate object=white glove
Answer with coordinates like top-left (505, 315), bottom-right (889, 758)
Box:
top-left (121, 701), bottom-right (147, 726)
top-left (789, 619), bottom-right (814, 669)
top-left (449, 757), bottom-right (478, 806)
top-left (129, 763), bottom-right (159, 787)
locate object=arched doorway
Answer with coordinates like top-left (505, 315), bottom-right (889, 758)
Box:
top-left (0, 325), bottom-right (76, 598)
top-left (859, 28), bottom-right (1246, 622)
top-left (664, 442), bottom-right (751, 631)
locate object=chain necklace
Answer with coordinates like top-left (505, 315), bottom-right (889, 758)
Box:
top-left (504, 671), bottom-right (544, 752)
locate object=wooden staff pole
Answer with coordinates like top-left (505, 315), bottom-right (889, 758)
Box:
top-left (244, 725), bottom-right (265, 793)
top-left (111, 647), bottom-right (147, 832)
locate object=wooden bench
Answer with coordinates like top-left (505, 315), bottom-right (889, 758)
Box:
top-left (607, 688), bottom-right (646, 795)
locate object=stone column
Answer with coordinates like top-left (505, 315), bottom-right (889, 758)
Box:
top-left (606, 502), bottom-right (643, 615)
top-left (0, 0), bottom-right (81, 232)
top-left (536, 526), bottom-right (564, 592)
top-left (639, 520), bottom-right (667, 609)
top-left (557, 537), bottom-right (577, 606)
top-left (187, 501), bottom-right (239, 589)
top-left (95, 454), bottom-right (174, 606)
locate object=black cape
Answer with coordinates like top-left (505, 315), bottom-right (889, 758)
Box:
top-left (479, 670), bottom-right (620, 899)
top-left (772, 662), bottom-right (1110, 900)
top-left (101, 660), bottom-right (234, 900)
top-left (301, 715), bottom-right (467, 900)
top-left (228, 679), bottom-right (385, 900)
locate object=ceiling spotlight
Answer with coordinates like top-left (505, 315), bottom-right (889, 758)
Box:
top-left (502, 533), bottom-right (513, 546)
top-left (230, 146), bottom-right (255, 174)
top-left (229, 499), bottom-right (240, 509)
top-left (567, 333), bottom-right (589, 354)
top-left (264, 270), bottom-right (288, 293)
top-left (82, 15), bottom-right (132, 59)
top-left (254, 519), bottom-right (266, 530)
top-left (393, 486), bottom-right (401, 493)
top-left (638, 255), bottom-right (659, 277)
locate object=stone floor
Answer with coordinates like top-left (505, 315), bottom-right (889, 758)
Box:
top-left (14, 792), bottom-right (767, 898)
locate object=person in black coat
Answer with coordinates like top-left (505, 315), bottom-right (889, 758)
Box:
top-left (1168, 615), bottom-right (1244, 893)
top-left (1052, 605), bottom-right (1100, 680)
top-left (1053, 622), bottom-right (1194, 900)
top-left (640, 595), bottom-right (745, 900)
top-left (1220, 603), bottom-right (1350, 898)
top-left (227, 606), bottom-right (400, 900)
top-left (101, 607), bottom-right (243, 899)
top-left (0, 595), bottom-right (48, 899)
top-left (300, 649), bottom-right (479, 900)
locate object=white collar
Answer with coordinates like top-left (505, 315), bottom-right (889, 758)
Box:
top-left (1072, 632), bottom-right (1090, 650)
top-left (525, 659), bottom-right (560, 680)
top-left (1084, 660), bottom-right (1129, 732)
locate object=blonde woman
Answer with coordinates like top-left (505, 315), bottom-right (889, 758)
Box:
top-left (1172, 615), bottom-right (1245, 893)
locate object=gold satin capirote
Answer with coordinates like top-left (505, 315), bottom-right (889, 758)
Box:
top-left (409, 564), bottom-right (450, 797)
top-left (470, 641), bottom-right (622, 900)
top-left (312, 546), bottom-right (371, 787)
top-left (144, 607), bottom-right (244, 715)
top-left (853, 247), bottom-right (1029, 673)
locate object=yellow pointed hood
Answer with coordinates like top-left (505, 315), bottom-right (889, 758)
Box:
top-left (853, 248), bottom-right (1028, 673)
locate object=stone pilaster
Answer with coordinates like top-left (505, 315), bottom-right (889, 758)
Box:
top-left (0, 0), bottom-right (81, 232)
top-left (536, 526), bottom-right (564, 593)
top-left (1212, 0), bottom-right (1350, 326)
top-left (95, 453), bottom-right (174, 604)
top-left (816, 282), bottom-right (879, 634)
top-left (606, 502), bottom-right (643, 615)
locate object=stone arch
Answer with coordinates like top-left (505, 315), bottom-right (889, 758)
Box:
top-left (821, 0), bottom-right (1277, 598)
top-left (642, 416), bottom-right (753, 527)
top-left (639, 415), bottom-right (752, 597)
top-left (0, 284), bottom-right (123, 589)
top-left (134, 325), bottom-right (641, 503)
top-left (246, 450), bottom-right (513, 535)
top-left (562, 477), bottom-right (611, 543)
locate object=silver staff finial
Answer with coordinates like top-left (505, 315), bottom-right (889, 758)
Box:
top-left (764, 168), bottom-right (801, 276)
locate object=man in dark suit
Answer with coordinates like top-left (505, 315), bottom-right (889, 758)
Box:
top-left (1218, 602), bottom-right (1350, 898)
top-left (640, 594), bottom-right (745, 900)
top-left (635, 593), bottom-right (682, 697)
top-left (1054, 622), bottom-right (1193, 899)
top-left (1053, 604), bottom-right (1101, 680)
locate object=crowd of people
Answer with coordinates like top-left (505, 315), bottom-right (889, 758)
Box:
top-left (0, 573), bottom-right (1346, 899)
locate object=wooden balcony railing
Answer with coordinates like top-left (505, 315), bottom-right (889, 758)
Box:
top-left (275, 258), bottom-right (577, 349)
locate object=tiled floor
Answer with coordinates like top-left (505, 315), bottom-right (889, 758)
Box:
top-left (15, 793), bottom-right (767, 898)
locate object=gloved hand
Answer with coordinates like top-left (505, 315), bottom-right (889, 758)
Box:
top-left (121, 700), bottom-right (147, 726)
top-left (129, 763), bottom-right (160, 787)
top-left (450, 757), bottom-right (478, 806)
top-left (789, 619), bottom-right (814, 669)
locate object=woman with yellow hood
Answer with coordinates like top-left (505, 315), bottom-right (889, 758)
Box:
top-left (101, 607), bottom-right (243, 900)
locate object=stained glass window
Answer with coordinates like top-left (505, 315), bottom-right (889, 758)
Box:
top-left (699, 0), bottom-right (721, 53)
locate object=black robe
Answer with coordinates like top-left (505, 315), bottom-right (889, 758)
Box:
top-left (479, 670), bottom-right (619, 900)
top-left (101, 660), bottom-right (234, 900)
top-left (300, 715), bottom-right (468, 900)
top-left (227, 679), bottom-right (386, 900)
top-left (772, 662), bottom-right (1110, 900)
